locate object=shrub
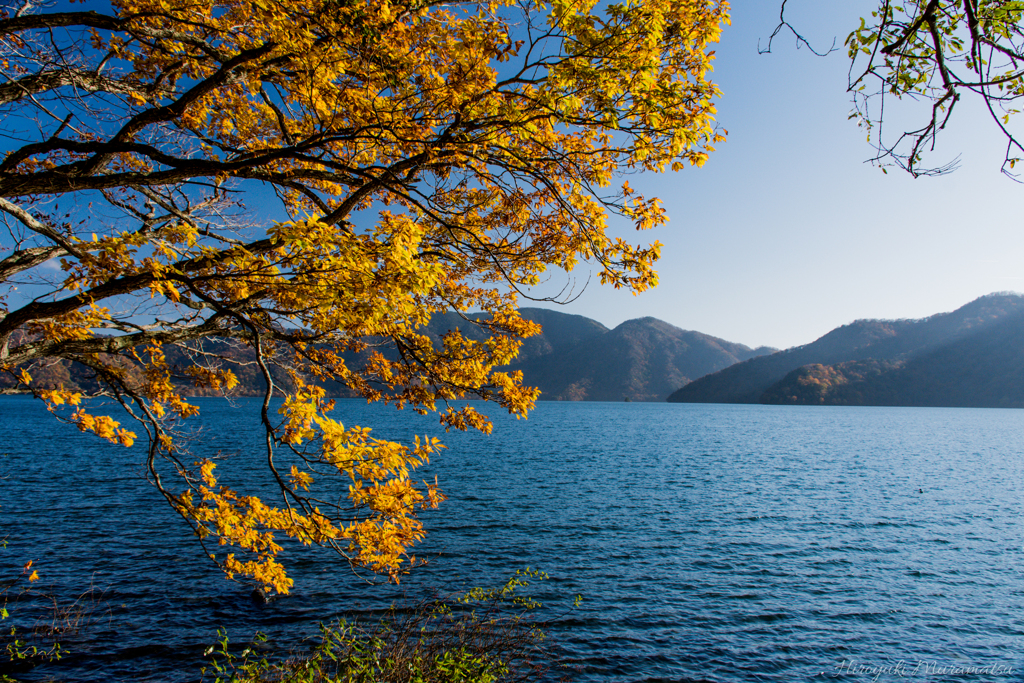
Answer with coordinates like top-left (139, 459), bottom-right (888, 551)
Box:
top-left (202, 569), bottom-right (576, 683)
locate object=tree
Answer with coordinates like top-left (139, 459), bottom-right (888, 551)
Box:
top-left (773, 0), bottom-right (1024, 177)
top-left (0, 0), bottom-right (729, 593)
top-left (847, 0), bottom-right (1024, 176)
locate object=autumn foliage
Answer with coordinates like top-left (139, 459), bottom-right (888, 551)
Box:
top-left (0, 0), bottom-right (728, 593)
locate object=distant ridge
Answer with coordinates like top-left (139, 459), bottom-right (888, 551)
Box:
top-left (1, 307), bottom-right (772, 403)
top-left (668, 293), bottom-right (1024, 408)
top-left (428, 309), bottom-right (775, 402)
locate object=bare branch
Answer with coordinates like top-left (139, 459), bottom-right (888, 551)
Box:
top-left (760, 0), bottom-right (837, 56)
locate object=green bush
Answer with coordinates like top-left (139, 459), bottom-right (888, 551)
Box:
top-left (2, 540), bottom-right (67, 683)
top-left (201, 569), bottom-right (577, 683)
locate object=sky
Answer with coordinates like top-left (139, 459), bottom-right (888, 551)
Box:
top-left (522, 0), bottom-right (1024, 350)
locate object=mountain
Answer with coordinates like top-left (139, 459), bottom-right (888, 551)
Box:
top-left (2, 308), bottom-right (772, 403)
top-left (425, 309), bottom-right (773, 401)
top-left (422, 308), bottom-right (610, 364)
top-left (668, 293), bottom-right (1024, 407)
top-left (508, 314), bottom-right (773, 401)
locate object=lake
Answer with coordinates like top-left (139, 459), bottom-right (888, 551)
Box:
top-left (2, 396), bottom-right (1023, 681)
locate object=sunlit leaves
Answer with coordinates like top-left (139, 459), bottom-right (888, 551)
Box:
top-left (2, 0), bottom-right (729, 593)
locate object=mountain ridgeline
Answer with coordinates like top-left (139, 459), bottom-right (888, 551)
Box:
top-left (16, 294), bottom-right (1023, 408)
top-left (425, 309), bottom-right (774, 402)
top-left (668, 293), bottom-right (1024, 408)
top-left (1, 308), bottom-right (774, 403)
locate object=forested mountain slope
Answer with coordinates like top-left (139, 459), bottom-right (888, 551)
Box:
top-left (426, 310), bottom-right (773, 401)
top-left (668, 294), bottom-right (1024, 406)
top-left (3, 308), bottom-right (772, 402)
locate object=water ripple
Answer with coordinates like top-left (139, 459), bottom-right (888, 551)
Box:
top-left (2, 398), bottom-right (1023, 681)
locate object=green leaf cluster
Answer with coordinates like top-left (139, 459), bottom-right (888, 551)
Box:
top-left (200, 570), bottom-right (575, 683)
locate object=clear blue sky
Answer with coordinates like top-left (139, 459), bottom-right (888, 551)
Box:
top-left (525, 0), bottom-right (1024, 350)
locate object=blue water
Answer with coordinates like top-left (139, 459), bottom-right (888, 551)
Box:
top-left (2, 396), bottom-right (1024, 681)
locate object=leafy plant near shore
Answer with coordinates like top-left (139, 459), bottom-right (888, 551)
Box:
top-left (201, 569), bottom-right (576, 683)
top-left (1, 545), bottom-right (61, 682)
top-left (2, 539), bottom-right (117, 682)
